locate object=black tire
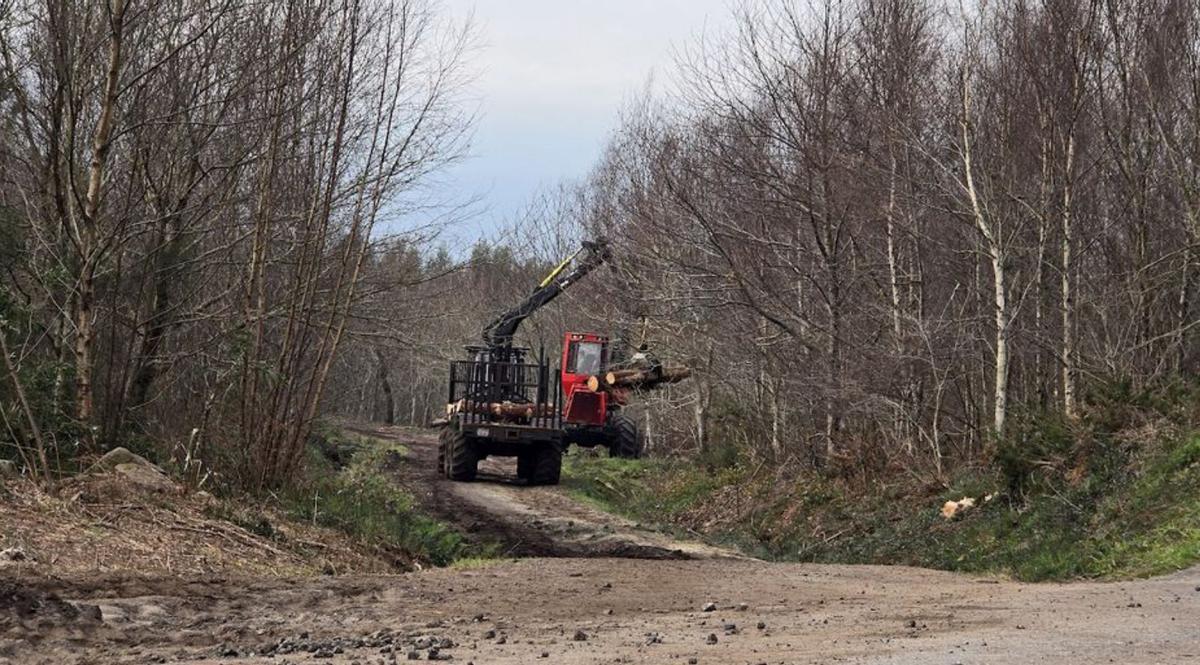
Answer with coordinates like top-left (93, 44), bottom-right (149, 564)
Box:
top-left (517, 452), bottom-right (536, 483)
top-left (444, 428), bottom-right (478, 481)
top-left (607, 412), bottom-right (642, 459)
top-left (436, 427), bottom-right (448, 473)
top-left (529, 445), bottom-right (562, 485)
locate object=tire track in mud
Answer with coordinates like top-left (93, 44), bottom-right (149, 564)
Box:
top-left (350, 424), bottom-right (742, 561)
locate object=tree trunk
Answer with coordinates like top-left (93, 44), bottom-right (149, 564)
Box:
top-left (1034, 127), bottom-right (1051, 407)
top-left (74, 0), bottom-right (128, 428)
top-left (769, 375), bottom-right (782, 460)
top-left (1177, 249), bottom-right (1192, 371)
top-left (694, 383), bottom-right (710, 454)
top-left (884, 150), bottom-right (913, 454)
top-left (73, 268), bottom-right (96, 424)
top-left (1060, 134), bottom-right (1077, 419)
top-left (960, 72), bottom-right (1008, 438)
top-left (991, 249), bottom-right (1010, 438)
top-left (374, 348), bottom-right (394, 425)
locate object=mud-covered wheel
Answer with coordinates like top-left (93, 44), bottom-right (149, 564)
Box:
top-left (529, 445), bottom-right (562, 485)
top-left (444, 428), bottom-right (478, 481)
top-left (606, 412), bottom-right (642, 459)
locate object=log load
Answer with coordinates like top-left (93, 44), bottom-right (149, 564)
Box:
top-left (586, 366), bottom-right (692, 393)
top-left (445, 399), bottom-right (556, 421)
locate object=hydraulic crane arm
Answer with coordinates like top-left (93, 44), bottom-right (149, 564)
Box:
top-left (482, 239), bottom-right (610, 348)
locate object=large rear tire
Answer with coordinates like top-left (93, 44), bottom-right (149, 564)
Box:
top-left (436, 427), bottom-right (448, 473)
top-left (529, 445), bottom-right (562, 485)
top-left (607, 412), bottom-right (642, 459)
top-left (444, 428), bottom-right (478, 481)
top-left (517, 452), bottom-right (536, 484)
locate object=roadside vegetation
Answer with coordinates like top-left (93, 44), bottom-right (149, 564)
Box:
top-left (277, 425), bottom-right (481, 567)
top-left (0, 420), bottom-right (481, 575)
top-left (565, 381), bottom-right (1200, 581)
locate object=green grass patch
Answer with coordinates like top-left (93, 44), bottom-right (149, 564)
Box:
top-left (562, 451), bottom-right (732, 522)
top-left (563, 412), bottom-right (1200, 581)
top-left (279, 426), bottom-right (484, 567)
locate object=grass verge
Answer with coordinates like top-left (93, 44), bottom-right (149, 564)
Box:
top-left (562, 397), bottom-right (1200, 581)
top-left (273, 424), bottom-right (485, 567)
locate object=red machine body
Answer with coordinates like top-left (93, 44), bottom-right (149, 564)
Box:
top-left (438, 240), bottom-right (648, 486)
top-left (560, 331), bottom-right (610, 425)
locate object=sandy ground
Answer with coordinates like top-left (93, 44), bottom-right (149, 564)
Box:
top-left (4, 426), bottom-right (1199, 664)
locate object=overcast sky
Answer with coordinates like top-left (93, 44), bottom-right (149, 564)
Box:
top-left (439, 0), bottom-right (734, 239)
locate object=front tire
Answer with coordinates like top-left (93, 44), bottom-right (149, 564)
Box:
top-left (606, 412), bottom-right (642, 459)
top-left (444, 428), bottom-right (478, 481)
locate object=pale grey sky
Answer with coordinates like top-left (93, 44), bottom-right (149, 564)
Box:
top-left (440, 0), bottom-right (734, 237)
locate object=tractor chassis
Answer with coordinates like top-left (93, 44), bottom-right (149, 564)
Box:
top-left (439, 415), bottom-right (564, 485)
top-left (454, 419), bottom-right (562, 455)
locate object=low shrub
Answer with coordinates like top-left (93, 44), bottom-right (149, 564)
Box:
top-left (281, 428), bottom-right (474, 566)
top-left (563, 379), bottom-right (1200, 581)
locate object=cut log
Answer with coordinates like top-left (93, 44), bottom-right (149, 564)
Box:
top-left (940, 496), bottom-right (977, 520)
top-left (447, 399), bottom-right (491, 415)
top-left (491, 402), bottom-right (534, 419)
top-left (603, 369), bottom-right (645, 386)
top-left (444, 399), bottom-right (556, 421)
top-left (602, 366), bottom-right (691, 391)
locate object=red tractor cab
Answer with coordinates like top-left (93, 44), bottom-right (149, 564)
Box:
top-left (558, 331), bottom-right (641, 458)
top-left (561, 332), bottom-right (609, 426)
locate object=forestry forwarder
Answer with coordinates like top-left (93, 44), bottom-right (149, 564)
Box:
top-left (435, 239), bottom-right (688, 485)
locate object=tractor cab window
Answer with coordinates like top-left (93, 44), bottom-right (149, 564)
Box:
top-left (567, 341), bottom-right (603, 375)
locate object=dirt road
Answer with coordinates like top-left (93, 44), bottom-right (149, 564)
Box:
top-left (4, 426), bottom-right (1200, 664)
top-left (349, 424), bottom-right (738, 560)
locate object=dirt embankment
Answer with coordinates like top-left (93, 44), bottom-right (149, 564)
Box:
top-left (4, 425), bottom-right (1200, 664)
top-left (0, 450), bottom-right (400, 579)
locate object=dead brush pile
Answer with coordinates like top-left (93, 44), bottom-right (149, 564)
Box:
top-left (0, 451), bottom-right (403, 578)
